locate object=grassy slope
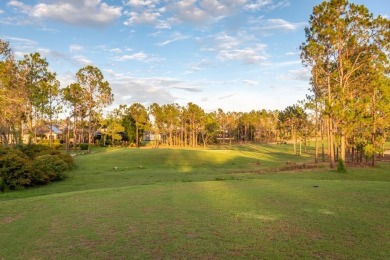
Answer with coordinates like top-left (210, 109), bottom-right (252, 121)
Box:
top-left (1, 144), bottom-right (389, 259)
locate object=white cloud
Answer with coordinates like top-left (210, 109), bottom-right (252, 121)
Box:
top-left (214, 33), bottom-right (241, 49)
top-left (3, 36), bottom-right (37, 46)
top-left (265, 18), bottom-right (301, 30)
top-left (7, 1), bottom-right (26, 9)
top-left (218, 45), bottom-right (268, 64)
top-left (124, 10), bottom-right (160, 25)
top-left (219, 93), bottom-right (236, 100)
top-left (69, 44), bottom-right (84, 53)
top-left (107, 74), bottom-right (205, 106)
top-left (155, 33), bottom-right (190, 46)
top-left (103, 69), bottom-right (124, 78)
top-left (244, 0), bottom-right (272, 11)
top-left (0, 9), bottom-right (4, 14)
top-left (245, 0), bottom-right (289, 11)
top-left (268, 0), bottom-right (290, 10)
top-left (202, 32), bottom-right (268, 64)
top-left (72, 55), bottom-right (93, 66)
top-left (120, 0), bottom-right (291, 28)
top-left (200, 0), bottom-right (246, 17)
top-left (281, 68), bottom-right (310, 81)
top-left (251, 17), bottom-right (305, 31)
top-left (126, 0), bottom-right (160, 8)
top-left (173, 0), bottom-right (249, 24)
top-left (285, 51), bottom-right (297, 56)
top-left (8, 0), bottom-right (122, 27)
top-left (110, 48), bottom-right (122, 53)
top-left (184, 59), bottom-right (211, 74)
top-left (243, 79), bottom-right (259, 85)
top-left (2, 36), bottom-right (38, 53)
top-left (173, 0), bottom-right (209, 24)
top-left (114, 52), bottom-right (149, 61)
top-left (14, 51), bottom-right (26, 59)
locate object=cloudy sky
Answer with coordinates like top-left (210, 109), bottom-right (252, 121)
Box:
top-left (1, 0), bottom-right (388, 112)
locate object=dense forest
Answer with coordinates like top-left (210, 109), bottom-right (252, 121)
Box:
top-left (1, 0), bottom-right (389, 168)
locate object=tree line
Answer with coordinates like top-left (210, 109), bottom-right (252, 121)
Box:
top-left (1, 0), bottom-right (389, 168)
top-left (301, 0), bottom-right (390, 167)
top-left (0, 40), bottom-right (113, 154)
top-left (0, 39), bottom-right (302, 153)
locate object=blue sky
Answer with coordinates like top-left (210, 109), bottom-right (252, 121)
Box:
top-left (1, 0), bottom-right (389, 113)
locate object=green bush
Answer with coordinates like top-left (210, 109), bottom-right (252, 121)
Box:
top-left (79, 143), bottom-right (89, 150)
top-left (0, 145), bottom-right (75, 191)
top-left (17, 144), bottom-right (53, 159)
top-left (58, 153), bottom-right (75, 169)
top-left (337, 159), bottom-right (347, 173)
top-left (31, 155), bottom-right (68, 184)
top-left (38, 139), bottom-right (62, 149)
top-left (0, 149), bottom-right (32, 191)
top-left (15, 144), bottom-right (74, 169)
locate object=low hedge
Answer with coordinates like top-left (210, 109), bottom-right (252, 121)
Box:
top-left (0, 145), bottom-right (74, 192)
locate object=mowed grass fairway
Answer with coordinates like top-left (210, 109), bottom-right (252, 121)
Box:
top-left (1, 144), bottom-right (389, 259)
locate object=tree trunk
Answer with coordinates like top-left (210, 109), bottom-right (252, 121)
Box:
top-left (299, 138), bottom-right (302, 156)
top-left (328, 117), bottom-right (335, 168)
top-left (340, 132), bottom-right (346, 163)
top-left (66, 119), bottom-right (70, 153)
top-left (73, 114), bottom-right (78, 150)
top-left (292, 124), bottom-right (296, 155)
top-left (88, 121), bottom-right (92, 154)
top-left (136, 124), bottom-right (139, 148)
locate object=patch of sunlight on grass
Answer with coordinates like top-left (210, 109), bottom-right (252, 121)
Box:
top-left (103, 147), bottom-right (126, 154)
top-left (318, 209), bottom-right (335, 215)
top-left (179, 165), bottom-right (192, 173)
top-left (304, 208), bottom-right (336, 216)
top-left (202, 150), bottom-right (237, 163)
top-left (235, 212), bottom-right (278, 221)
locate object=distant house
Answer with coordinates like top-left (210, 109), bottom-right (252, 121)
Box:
top-left (22, 125), bottom-right (63, 143)
top-left (143, 131), bottom-right (162, 142)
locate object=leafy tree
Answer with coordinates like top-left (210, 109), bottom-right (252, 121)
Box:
top-left (186, 103), bottom-right (205, 147)
top-left (279, 104), bottom-right (308, 155)
top-left (129, 103), bottom-right (149, 148)
top-left (216, 108), bottom-right (228, 144)
top-left (62, 83), bottom-right (83, 149)
top-left (105, 120), bottom-right (125, 145)
top-left (301, 0), bottom-right (390, 166)
top-left (159, 104), bottom-right (179, 146)
top-left (0, 39), bottom-right (27, 146)
top-left (41, 72), bottom-right (61, 147)
top-left (226, 111), bottom-right (239, 145)
top-left (19, 52), bottom-right (50, 143)
top-left (199, 112), bottom-right (218, 148)
top-left (148, 103), bottom-right (164, 147)
top-left (75, 66), bottom-right (113, 153)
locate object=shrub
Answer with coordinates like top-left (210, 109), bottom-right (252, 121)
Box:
top-left (363, 144), bottom-right (375, 161)
top-left (0, 145), bottom-right (75, 191)
top-left (17, 144), bottom-right (53, 159)
top-left (38, 139), bottom-right (62, 149)
top-left (79, 143), bottom-right (89, 150)
top-left (31, 155), bottom-right (68, 184)
top-left (59, 153), bottom-right (75, 169)
top-left (16, 144), bottom-right (75, 169)
top-left (337, 159), bottom-right (347, 173)
top-left (0, 149), bottom-right (32, 191)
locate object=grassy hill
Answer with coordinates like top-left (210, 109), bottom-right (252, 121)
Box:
top-left (1, 144), bottom-right (389, 259)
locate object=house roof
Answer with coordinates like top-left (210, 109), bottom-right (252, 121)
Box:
top-left (50, 126), bottom-right (62, 134)
top-left (36, 125), bottom-right (62, 135)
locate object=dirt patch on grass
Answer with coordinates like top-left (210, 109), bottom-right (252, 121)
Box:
top-left (229, 162), bottom-right (328, 175)
top-left (0, 215), bottom-right (21, 225)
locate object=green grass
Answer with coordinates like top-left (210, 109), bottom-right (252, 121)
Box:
top-left (1, 143), bottom-right (389, 259)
